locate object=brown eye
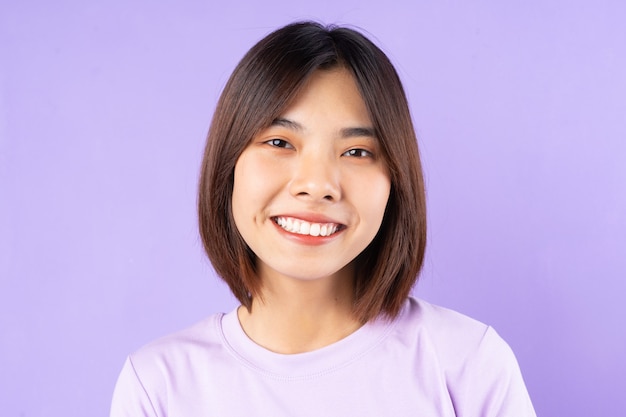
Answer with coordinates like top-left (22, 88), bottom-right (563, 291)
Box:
top-left (265, 138), bottom-right (294, 149)
top-left (343, 148), bottom-right (373, 158)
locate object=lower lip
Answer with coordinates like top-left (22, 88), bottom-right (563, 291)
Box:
top-left (272, 221), bottom-right (342, 246)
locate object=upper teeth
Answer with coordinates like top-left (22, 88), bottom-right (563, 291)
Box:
top-left (274, 217), bottom-right (340, 237)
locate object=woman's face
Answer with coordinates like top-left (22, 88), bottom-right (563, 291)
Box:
top-left (232, 68), bottom-right (391, 286)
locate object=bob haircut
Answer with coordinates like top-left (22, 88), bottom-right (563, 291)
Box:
top-left (199, 21), bottom-right (426, 323)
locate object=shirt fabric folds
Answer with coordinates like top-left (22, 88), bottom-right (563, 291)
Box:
top-left (110, 297), bottom-right (536, 416)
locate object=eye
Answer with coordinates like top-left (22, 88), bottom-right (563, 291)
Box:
top-left (265, 138), bottom-right (294, 149)
top-left (342, 148), bottom-right (373, 158)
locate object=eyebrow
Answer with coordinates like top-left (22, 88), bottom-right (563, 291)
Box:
top-left (271, 118), bottom-right (377, 139)
top-left (271, 118), bottom-right (303, 131)
top-left (340, 127), bottom-right (376, 139)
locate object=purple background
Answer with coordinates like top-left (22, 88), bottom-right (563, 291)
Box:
top-left (1, 1), bottom-right (625, 415)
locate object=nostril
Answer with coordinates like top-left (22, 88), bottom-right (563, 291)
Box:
top-left (289, 173), bottom-right (341, 202)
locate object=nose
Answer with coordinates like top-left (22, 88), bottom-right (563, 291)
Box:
top-left (288, 150), bottom-right (341, 202)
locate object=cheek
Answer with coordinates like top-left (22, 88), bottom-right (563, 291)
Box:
top-left (371, 177), bottom-right (392, 221)
top-left (352, 171), bottom-right (391, 225)
top-left (232, 155), bottom-right (257, 226)
top-left (233, 153), bottom-right (263, 202)
top-left (232, 152), bottom-right (286, 220)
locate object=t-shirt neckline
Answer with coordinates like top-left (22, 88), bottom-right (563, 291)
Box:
top-left (217, 303), bottom-right (406, 380)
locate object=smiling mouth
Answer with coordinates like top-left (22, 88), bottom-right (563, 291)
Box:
top-left (273, 216), bottom-right (344, 237)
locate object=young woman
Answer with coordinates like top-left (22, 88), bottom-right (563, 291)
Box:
top-left (111, 21), bottom-right (536, 416)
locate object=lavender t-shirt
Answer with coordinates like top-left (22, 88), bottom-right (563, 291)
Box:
top-left (110, 297), bottom-right (536, 416)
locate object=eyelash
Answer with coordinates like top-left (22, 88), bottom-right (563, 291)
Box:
top-left (342, 148), bottom-right (373, 158)
top-left (265, 138), bottom-right (293, 149)
top-left (264, 139), bottom-right (374, 159)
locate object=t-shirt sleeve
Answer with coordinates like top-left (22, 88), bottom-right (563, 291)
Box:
top-left (110, 357), bottom-right (161, 417)
top-left (450, 327), bottom-right (536, 417)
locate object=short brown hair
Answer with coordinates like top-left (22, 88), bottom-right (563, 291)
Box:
top-left (198, 21), bottom-right (426, 323)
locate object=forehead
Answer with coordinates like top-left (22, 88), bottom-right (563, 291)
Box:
top-left (275, 68), bottom-right (373, 132)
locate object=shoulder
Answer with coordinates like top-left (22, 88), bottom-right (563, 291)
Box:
top-left (404, 298), bottom-right (510, 367)
top-left (110, 313), bottom-right (229, 416)
top-left (123, 312), bottom-right (229, 393)
top-left (397, 297), bottom-right (536, 416)
top-left (128, 313), bottom-right (225, 371)
top-left (404, 296), bottom-right (488, 337)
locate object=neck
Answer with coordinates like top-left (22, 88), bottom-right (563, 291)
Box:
top-left (237, 267), bottom-right (362, 354)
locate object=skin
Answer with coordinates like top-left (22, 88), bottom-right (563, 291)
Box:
top-left (232, 68), bottom-right (391, 354)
